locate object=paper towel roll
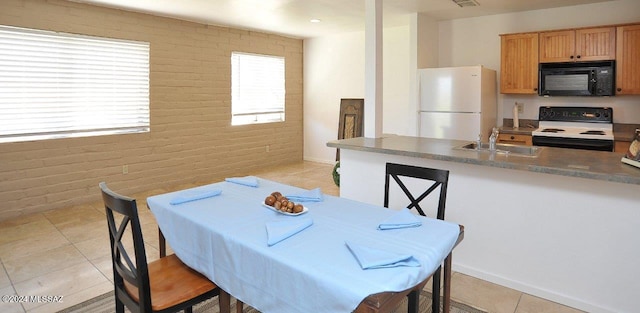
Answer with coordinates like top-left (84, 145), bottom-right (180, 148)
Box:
top-left (513, 103), bottom-right (520, 128)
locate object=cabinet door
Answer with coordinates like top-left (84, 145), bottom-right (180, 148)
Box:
top-left (539, 30), bottom-right (575, 62)
top-left (575, 27), bottom-right (616, 61)
top-left (500, 33), bottom-right (539, 94)
top-left (616, 24), bottom-right (640, 95)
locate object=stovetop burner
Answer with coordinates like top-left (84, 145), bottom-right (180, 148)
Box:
top-left (580, 130), bottom-right (606, 135)
top-left (541, 128), bottom-right (565, 133)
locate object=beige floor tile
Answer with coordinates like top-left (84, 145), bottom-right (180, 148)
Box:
top-left (26, 281), bottom-right (112, 313)
top-left (515, 293), bottom-right (585, 313)
top-left (89, 255), bottom-right (113, 283)
top-left (56, 219), bottom-right (108, 244)
top-left (0, 263), bottom-right (12, 289)
top-left (0, 219), bottom-right (58, 246)
top-left (4, 245), bottom-right (85, 283)
top-left (13, 262), bottom-right (109, 311)
top-left (0, 231), bottom-right (70, 262)
top-left (0, 285), bottom-right (25, 313)
top-left (42, 204), bottom-right (105, 229)
top-left (0, 214), bottom-right (46, 229)
top-left (73, 236), bottom-right (111, 261)
top-left (451, 272), bottom-right (521, 313)
top-left (14, 261), bottom-right (111, 312)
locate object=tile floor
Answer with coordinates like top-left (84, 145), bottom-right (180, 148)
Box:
top-left (0, 161), bottom-right (584, 313)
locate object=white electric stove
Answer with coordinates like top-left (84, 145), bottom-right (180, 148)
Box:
top-left (531, 106), bottom-right (614, 151)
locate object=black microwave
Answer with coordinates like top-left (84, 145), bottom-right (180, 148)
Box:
top-left (539, 61), bottom-right (615, 96)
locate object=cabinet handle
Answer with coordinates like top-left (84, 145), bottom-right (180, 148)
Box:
top-left (510, 136), bottom-right (515, 140)
top-left (617, 88), bottom-right (622, 92)
top-left (576, 55), bottom-right (581, 59)
top-left (570, 55), bottom-right (574, 59)
top-left (533, 87), bottom-right (538, 91)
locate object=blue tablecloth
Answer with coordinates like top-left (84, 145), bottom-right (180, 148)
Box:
top-left (147, 177), bottom-right (460, 313)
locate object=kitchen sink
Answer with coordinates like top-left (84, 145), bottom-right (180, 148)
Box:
top-left (454, 142), bottom-right (543, 157)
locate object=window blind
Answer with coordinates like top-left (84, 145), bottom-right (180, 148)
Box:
top-left (0, 25), bottom-right (150, 143)
top-left (231, 52), bottom-right (285, 125)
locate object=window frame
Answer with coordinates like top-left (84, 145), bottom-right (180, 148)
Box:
top-left (230, 51), bottom-right (286, 126)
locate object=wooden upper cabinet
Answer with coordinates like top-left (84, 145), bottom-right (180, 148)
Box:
top-left (576, 27), bottom-right (616, 61)
top-left (539, 30), bottom-right (575, 62)
top-left (616, 24), bottom-right (640, 95)
top-left (539, 27), bottom-right (615, 62)
top-left (500, 32), bottom-right (539, 94)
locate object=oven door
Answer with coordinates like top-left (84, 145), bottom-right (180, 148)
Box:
top-left (532, 136), bottom-right (614, 151)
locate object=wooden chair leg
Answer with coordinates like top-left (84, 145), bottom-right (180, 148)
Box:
top-left (219, 290), bottom-right (231, 313)
top-left (236, 299), bottom-right (244, 313)
top-left (443, 253), bottom-right (453, 313)
top-left (432, 266), bottom-right (441, 313)
top-left (158, 227), bottom-right (166, 258)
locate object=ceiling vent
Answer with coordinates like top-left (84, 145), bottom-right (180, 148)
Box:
top-left (452, 0), bottom-right (480, 7)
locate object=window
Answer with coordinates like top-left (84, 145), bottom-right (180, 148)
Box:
top-left (231, 52), bottom-right (285, 125)
top-left (0, 25), bottom-right (150, 143)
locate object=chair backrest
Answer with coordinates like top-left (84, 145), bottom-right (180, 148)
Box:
top-left (100, 182), bottom-right (152, 312)
top-left (383, 163), bottom-right (449, 220)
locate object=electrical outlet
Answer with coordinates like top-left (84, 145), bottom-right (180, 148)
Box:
top-left (516, 102), bottom-right (524, 114)
top-left (122, 165), bottom-right (128, 174)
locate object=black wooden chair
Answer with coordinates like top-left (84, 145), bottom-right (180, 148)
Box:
top-left (383, 163), bottom-right (450, 313)
top-left (100, 182), bottom-right (226, 313)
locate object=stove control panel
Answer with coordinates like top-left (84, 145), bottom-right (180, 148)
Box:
top-left (538, 106), bottom-right (612, 123)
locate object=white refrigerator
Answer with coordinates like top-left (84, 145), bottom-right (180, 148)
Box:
top-left (418, 66), bottom-right (497, 141)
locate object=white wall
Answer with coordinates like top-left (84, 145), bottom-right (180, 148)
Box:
top-left (304, 0), bottom-right (640, 164)
top-left (303, 26), bottom-right (411, 163)
top-left (303, 31), bottom-right (365, 163)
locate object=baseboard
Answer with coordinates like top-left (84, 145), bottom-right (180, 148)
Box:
top-left (452, 263), bottom-right (616, 313)
top-left (302, 156), bottom-right (335, 165)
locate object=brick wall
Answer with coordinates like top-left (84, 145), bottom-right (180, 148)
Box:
top-left (0, 0), bottom-right (304, 220)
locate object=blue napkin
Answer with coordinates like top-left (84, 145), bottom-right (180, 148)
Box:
top-left (285, 188), bottom-right (324, 202)
top-left (266, 217), bottom-right (313, 246)
top-left (225, 176), bottom-right (259, 187)
top-left (377, 208), bottom-right (422, 230)
top-left (170, 189), bottom-right (222, 205)
top-left (345, 241), bottom-right (421, 270)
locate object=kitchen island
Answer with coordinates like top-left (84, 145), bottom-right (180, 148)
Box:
top-left (327, 135), bottom-right (640, 313)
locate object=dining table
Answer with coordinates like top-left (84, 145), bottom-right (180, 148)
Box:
top-left (146, 176), bottom-right (463, 313)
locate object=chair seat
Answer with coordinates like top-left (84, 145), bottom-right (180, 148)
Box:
top-left (124, 254), bottom-right (217, 311)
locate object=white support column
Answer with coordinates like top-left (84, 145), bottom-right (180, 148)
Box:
top-left (364, 0), bottom-right (383, 138)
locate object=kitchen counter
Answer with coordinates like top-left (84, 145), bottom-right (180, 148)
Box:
top-left (327, 135), bottom-right (640, 185)
top-left (329, 134), bottom-right (640, 313)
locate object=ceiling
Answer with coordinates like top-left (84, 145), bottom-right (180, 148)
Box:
top-left (72, 0), bottom-right (614, 38)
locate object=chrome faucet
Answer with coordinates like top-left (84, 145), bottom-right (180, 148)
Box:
top-left (489, 128), bottom-right (499, 151)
